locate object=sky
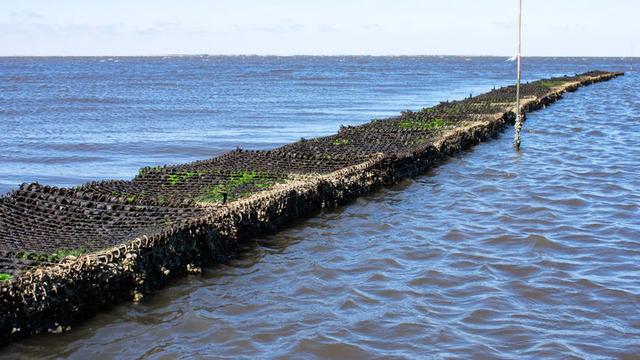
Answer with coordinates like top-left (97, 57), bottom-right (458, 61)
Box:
top-left (1, 0), bottom-right (637, 57)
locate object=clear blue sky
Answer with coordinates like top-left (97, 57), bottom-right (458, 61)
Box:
top-left (1, 0), bottom-right (637, 56)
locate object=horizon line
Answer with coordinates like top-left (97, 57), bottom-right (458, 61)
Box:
top-left (1, 54), bottom-right (638, 59)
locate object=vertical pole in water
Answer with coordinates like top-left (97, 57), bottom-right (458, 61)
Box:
top-left (513, 0), bottom-right (523, 150)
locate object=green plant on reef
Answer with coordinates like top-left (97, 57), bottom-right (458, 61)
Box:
top-left (199, 171), bottom-right (281, 203)
top-left (167, 171), bottom-right (200, 186)
top-left (407, 136), bottom-right (430, 145)
top-left (17, 248), bottom-right (87, 263)
top-left (167, 171), bottom-right (207, 186)
top-left (331, 138), bottom-right (350, 145)
top-left (157, 194), bottom-right (169, 206)
top-left (201, 186), bottom-right (226, 203)
top-left (138, 166), bottom-right (162, 176)
top-left (51, 249), bottom-right (86, 260)
top-left (399, 118), bottom-right (448, 131)
top-left (540, 80), bottom-right (567, 88)
top-left (167, 174), bottom-right (178, 185)
top-left (0, 273), bottom-right (13, 281)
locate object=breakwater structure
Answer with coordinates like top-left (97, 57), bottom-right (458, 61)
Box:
top-left (0, 70), bottom-right (623, 344)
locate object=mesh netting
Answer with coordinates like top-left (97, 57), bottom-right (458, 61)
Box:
top-left (0, 71), bottom-right (615, 276)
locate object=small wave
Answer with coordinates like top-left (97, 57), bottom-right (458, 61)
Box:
top-left (530, 234), bottom-right (572, 252)
top-left (297, 76), bottom-right (331, 81)
top-left (59, 97), bottom-right (128, 104)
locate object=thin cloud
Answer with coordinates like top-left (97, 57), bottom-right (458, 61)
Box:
top-left (134, 21), bottom-right (188, 35)
top-left (232, 23), bottom-right (306, 33)
top-left (10, 10), bottom-right (43, 19)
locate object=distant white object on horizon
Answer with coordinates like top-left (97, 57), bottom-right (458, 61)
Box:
top-left (507, 55), bottom-right (517, 61)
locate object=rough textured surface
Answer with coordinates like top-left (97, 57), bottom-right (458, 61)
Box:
top-left (0, 71), bottom-right (623, 345)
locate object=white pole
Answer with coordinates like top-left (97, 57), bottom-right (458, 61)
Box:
top-left (513, 0), bottom-right (523, 150)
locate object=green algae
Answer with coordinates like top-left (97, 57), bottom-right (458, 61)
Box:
top-left (332, 138), bottom-right (350, 145)
top-left (199, 171), bottom-right (282, 203)
top-left (167, 171), bottom-right (199, 186)
top-left (50, 249), bottom-right (86, 260)
top-left (109, 191), bottom-right (136, 203)
top-left (138, 166), bottom-right (162, 176)
top-left (400, 118), bottom-right (448, 131)
top-left (157, 194), bottom-right (169, 206)
top-left (200, 185), bottom-right (226, 203)
top-left (17, 248), bottom-right (87, 263)
top-left (540, 80), bottom-right (567, 88)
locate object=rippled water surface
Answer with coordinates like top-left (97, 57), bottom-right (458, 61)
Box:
top-left (1, 57), bottom-right (639, 359)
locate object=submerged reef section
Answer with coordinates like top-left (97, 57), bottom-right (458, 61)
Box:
top-left (0, 71), bottom-right (623, 344)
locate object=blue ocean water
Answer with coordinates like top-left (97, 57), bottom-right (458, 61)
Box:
top-left (1, 57), bottom-right (639, 359)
